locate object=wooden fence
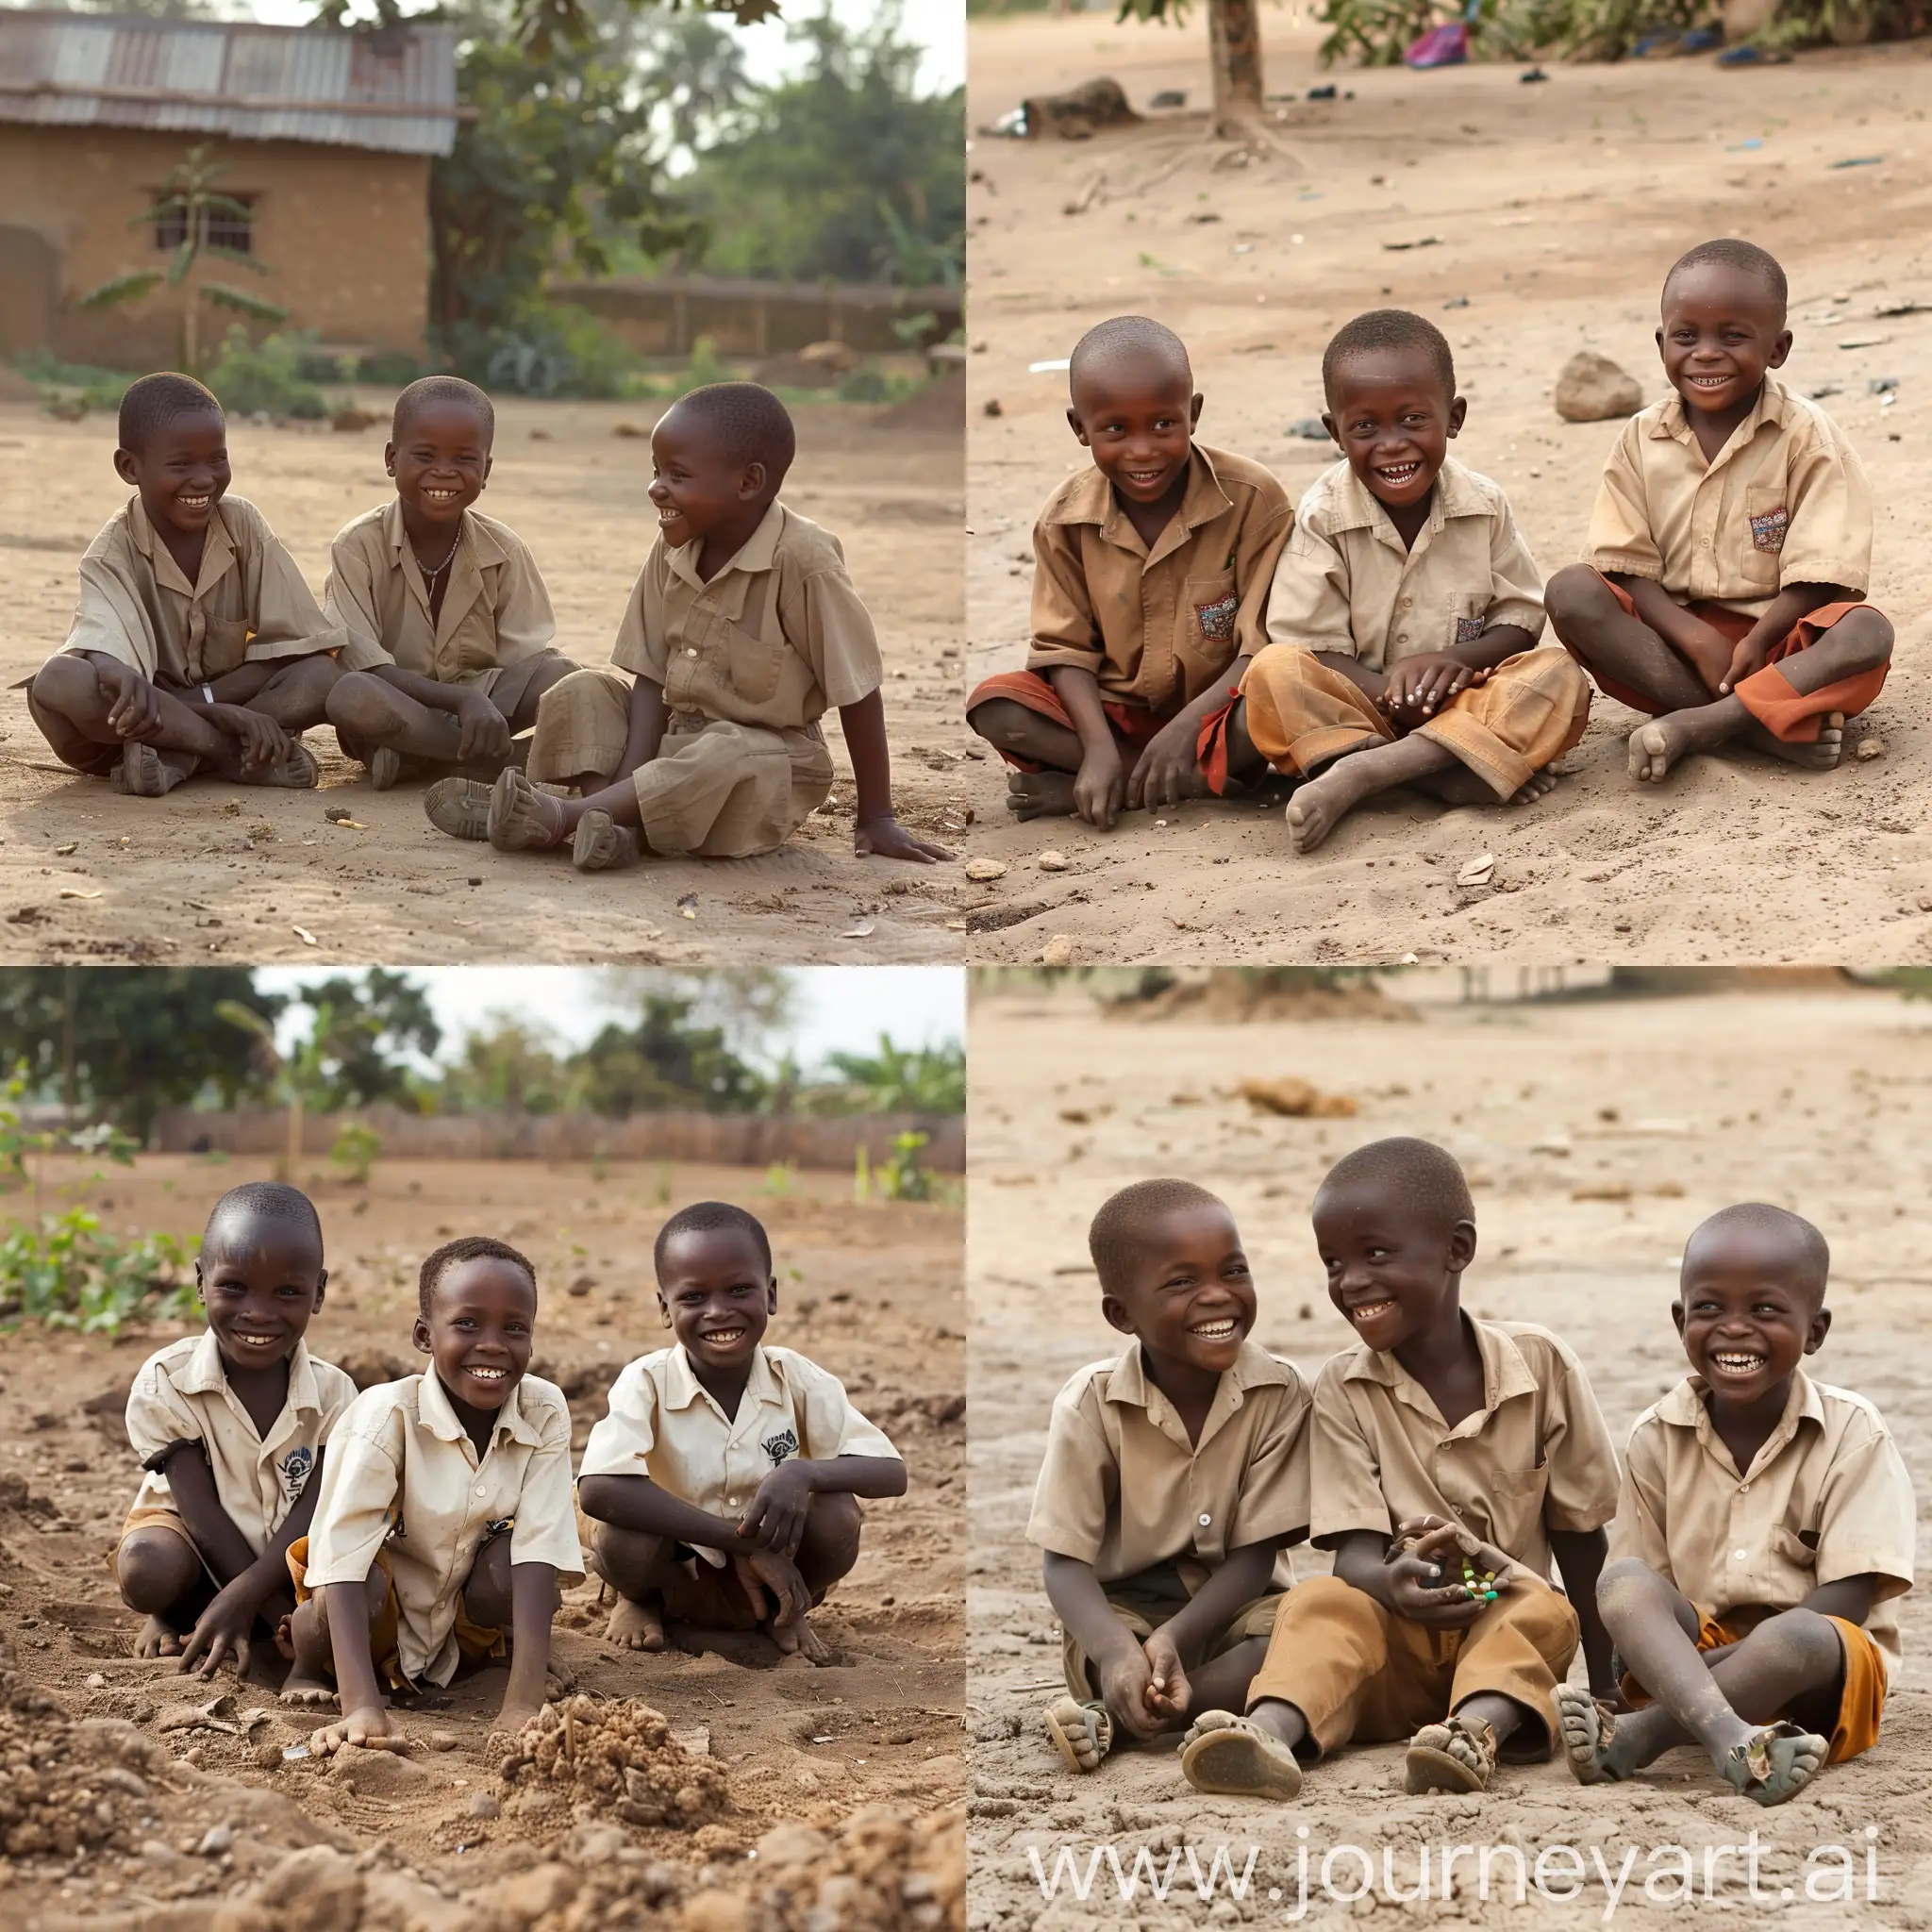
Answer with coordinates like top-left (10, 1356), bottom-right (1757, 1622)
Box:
top-left (547, 275), bottom-right (961, 358)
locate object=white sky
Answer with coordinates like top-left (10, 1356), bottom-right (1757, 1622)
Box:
top-left (254, 965), bottom-right (964, 1074)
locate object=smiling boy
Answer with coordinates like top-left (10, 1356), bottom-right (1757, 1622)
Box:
top-left (1179, 1140), bottom-right (1619, 1802)
top-left (286, 1236), bottom-right (581, 1749)
top-left (116, 1183), bottom-right (355, 1682)
top-left (575, 1201), bottom-right (905, 1662)
top-left (1208, 311), bottom-right (1591, 854)
top-left (28, 373), bottom-right (345, 795)
top-left (323, 376), bottom-right (577, 794)
top-left (964, 316), bottom-right (1292, 827)
top-left (1546, 240), bottom-right (1893, 783)
top-left (1557, 1204), bottom-right (1914, 1807)
top-left (1027, 1180), bottom-right (1309, 1777)
top-left (425, 382), bottom-right (946, 869)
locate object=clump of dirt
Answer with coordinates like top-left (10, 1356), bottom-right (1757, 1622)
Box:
top-left (1107, 967), bottom-right (1419, 1025)
top-left (500, 1697), bottom-right (730, 1832)
top-left (0, 1671), bottom-right (144, 1858)
top-left (1238, 1075), bottom-right (1358, 1119)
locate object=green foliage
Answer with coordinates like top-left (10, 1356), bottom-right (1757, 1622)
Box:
top-left (203, 328), bottom-right (329, 421)
top-left (439, 1015), bottom-right (576, 1115)
top-left (874, 1129), bottom-right (930, 1202)
top-left (11, 352), bottom-right (137, 411)
top-left (820, 1037), bottom-right (965, 1114)
top-left (0, 1211), bottom-right (198, 1333)
top-left (762, 1161), bottom-right (798, 1197)
top-left (329, 1121), bottom-right (382, 1186)
top-left (574, 994), bottom-right (768, 1116)
top-left (278, 972), bottom-right (441, 1111)
top-left (477, 304), bottom-right (651, 400)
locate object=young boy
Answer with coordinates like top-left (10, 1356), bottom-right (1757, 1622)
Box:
top-left (1179, 1139), bottom-right (1620, 1801)
top-left (116, 1183), bottom-right (355, 1682)
top-left (575, 1201), bottom-right (905, 1663)
top-left (323, 376), bottom-right (578, 793)
top-left (28, 373), bottom-right (344, 796)
top-left (1546, 239), bottom-right (1893, 784)
top-left (287, 1237), bottom-right (581, 1748)
top-left (1212, 310), bottom-right (1591, 854)
top-left (423, 382), bottom-right (948, 870)
top-left (1028, 1179), bottom-right (1309, 1775)
top-left (1557, 1204), bottom-right (1914, 1807)
top-left (965, 316), bottom-right (1292, 828)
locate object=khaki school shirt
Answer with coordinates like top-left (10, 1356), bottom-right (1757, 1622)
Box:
top-left (1025, 1340), bottom-right (1311, 1590)
top-left (1266, 458), bottom-right (1546, 674)
top-left (301, 1369), bottom-right (583, 1686)
top-left (608, 501), bottom-right (881, 733)
top-left (325, 500), bottom-right (558, 687)
top-left (1026, 444), bottom-right (1293, 712)
top-left (578, 1343), bottom-right (900, 1567)
top-left (124, 1330), bottom-right (358, 1555)
top-left (1609, 1371), bottom-right (1914, 1680)
top-left (62, 494), bottom-right (344, 686)
top-left (1310, 1316), bottom-right (1620, 1582)
top-left (1586, 372), bottom-right (1873, 619)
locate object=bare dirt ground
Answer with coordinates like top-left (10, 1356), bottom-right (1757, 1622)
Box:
top-left (0, 388), bottom-right (967, 966)
top-left (0, 1153), bottom-right (964, 1928)
top-left (964, 15), bottom-right (1932, 965)
top-left (967, 981), bottom-right (1932, 1925)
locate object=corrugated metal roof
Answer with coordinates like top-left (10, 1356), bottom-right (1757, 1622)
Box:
top-left (0, 9), bottom-right (460, 156)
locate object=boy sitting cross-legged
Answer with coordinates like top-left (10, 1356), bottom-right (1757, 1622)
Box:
top-left (1180, 1139), bottom-right (1621, 1801)
top-left (1030, 1179), bottom-right (1309, 1776)
top-left (1557, 1204), bottom-right (1914, 1807)
top-left (575, 1202), bottom-right (907, 1663)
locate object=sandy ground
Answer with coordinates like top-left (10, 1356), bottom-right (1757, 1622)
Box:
top-left (0, 389), bottom-right (969, 966)
top-left (963, 16), bottom-right (1932, 964)
top-left (0, 1152), bottom-right (964, 1926)
top-left (966, 980), bottom-right (1932, 1926)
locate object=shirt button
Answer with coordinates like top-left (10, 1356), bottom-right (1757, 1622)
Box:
top-left (1396, 634), bottom-right (1408, 645)
top-left (687, 647), bottom-right (699, 657)
top-left (1734, 1548), bottom-right (1748, 1561)
top-left (1198, 1513), bottom-right (1212, 1527)
top-left (475, 1485), bottom-right (486, 1497)
top-left (1400, 596), bottom-right (1413, 608)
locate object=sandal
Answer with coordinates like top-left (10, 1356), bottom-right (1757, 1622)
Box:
top-left (573, 808), bottom-right (641, 872)
top-left (425, 775), bottom-right (492, 841)
top-left (1555, 1685), bottom-right (1625, 1787)
top-left (1406, 1712), bottom-right (1497, 1793)
top-left (1721, 1721), bottom-right (1827, 1807)
top-left (1043, 1695), bottom-right (1112, 1774)
top-left (1177, 1710), bottom-right (1304, 1800)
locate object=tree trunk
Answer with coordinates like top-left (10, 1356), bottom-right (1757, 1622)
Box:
top-left (184, 299), bottom-right (200, 377)
top-left (1208, 0), bottom-right (1266, 135)
top-left (281, 1092), bottom-right (303, 1181)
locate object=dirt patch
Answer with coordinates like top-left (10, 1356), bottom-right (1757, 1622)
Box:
top-left (500, 1697), bottom-right (730, 1834)
top-left (1106, 968), bottom-right (1419, 1024)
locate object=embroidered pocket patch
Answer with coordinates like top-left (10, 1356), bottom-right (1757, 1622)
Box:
top-left (1750, 506), bottom-right (1790, 554)
top-left (1195, 591), bottom-right (1240, 643)
top-left (761, 1426), bottom-right (800, 1467)
top-left (1455, 615), bottom-right (1487, 646)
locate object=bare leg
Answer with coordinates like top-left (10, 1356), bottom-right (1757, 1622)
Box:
top-left (765, 1490), bottom-right (861, 1664)
top-left (1285, 734), bottom-right (1461, 853)
top-left (213, 656), bottom-right (341, 735)
top-left (587, 1523), bottom-right (677, 1650)
top-left (281, 1566), bottom-right (389, 1706)
top-left (1544, 564), bottom-right (1715, 716)
top-left (327, 673), bottom-right (470, 764)
top-left (1167, 1634), bottom-right (1269, 1724)
top-left (116, 1527), bottom-right (205, 1657)
top-left (32, 655), bottom-right (230, 766)
top-left (968, 696), bottom-right (1117, 822)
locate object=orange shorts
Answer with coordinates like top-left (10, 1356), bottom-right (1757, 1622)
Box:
top-left (1620, 1611), bottom-right (1886, 1764)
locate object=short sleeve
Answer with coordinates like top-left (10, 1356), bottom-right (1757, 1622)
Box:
top-left (1605, 1418), bottom-right (1673, 1575)
top-left (492, 533), bottom-right (559, 664)
top-left (323, 525), bottom-right (398, 673)
top-left (232, 503), bottom-right (346, 663)
top-left (302, 1401), bottom-right (404, 1589)
top-left (1813, 1411), bottom-right (1916, 1605)
top-left (1307, 1364), bottom-right (1393, 1548)
top-left (508, 1397), bottom-right (587, 1578)
top-left (577, 1361), bottom-right (661, 1482)
top-left (125, 1355), bottom-right (203, 1464)
top-left (1538, 1342), bottom-right (1622, 1535)
top-left (608, 560), bottom-right (663, 682)
top-left (1024, 520), bottom-right (1105, 676)
top-left (793, 560), bottom-right (883, 710)
top-left (1263, 516), bottom-right (1358, 658)
top-left (1225, 1377), bottom-right (1312, 1550)
top-left (63, 528), bottom-right (155, 675)
top-left (1231, 487), bottom-right (1294, 658)
top-left (1484, 494), bottom-right (1547, 641)
top-left (791, 1357), bottom-right (901, 1463)
top-left (1777, 422), bottom-right (1874, 595)
top-left (1586, 421), bottom-right (1665, 581)
top-left (1024, 1375), bottom-right (1116, 1563)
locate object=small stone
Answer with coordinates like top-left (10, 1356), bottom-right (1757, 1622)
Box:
top-left (466, 1790), bottom-right (501, 1819)
top-left (428, 1729), bottom-right (459, 1751)
top-left (1856, 734), bottom-right (1887, 761)
top-left (1036, 849), bottom-right (1071, 873)
top-left (196, 1823), bottom-right (234, 1856)
top-left (963, 857), bottom-right (1008, 882)
top-left (1040, 934), bottom-right (1074, 967)
top-left (982, 398), bottom-right (1003, 417)
top-left (1554, 350), bottom-right (1642, 423)
top-left (85, 1673), bottom-right (107, 1690)
top-left (498, 1862), bottom-right (578, 1922)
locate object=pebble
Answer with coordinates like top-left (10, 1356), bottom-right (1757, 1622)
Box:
top-left (428, 1730), bottom-right (459, 1752)
top-left (196, 1824), bottom-right (234, 1857)
top-left (1040, 935), bottom-right (1074, 967)
top-left (1856, 735), bottom-right (1887, 761)
top-left (963, 858), bottom-right (1008, 882)
top-left (84, 1673), bottom-right (107, 1690)
top-left (466, 1791), bottom-right (501, 1819)
top-left (1036, 850), bottom-right (1070, 873)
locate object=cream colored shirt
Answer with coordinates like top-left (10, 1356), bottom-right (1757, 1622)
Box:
top-left (1266, 457), bottom-right (1546, 674)
top-left (1311, 1316), bottom-right (1620, 1582)
top-left (1609, 1371), bottom-right (1914, 1680)
top-left (609, 501), bottom-right (882, 734)
top-left (1025, 1340), bottom-right (1310, 1589)
top-left (578, 1343), bottom-right (900, 1567)
top-left (1586, 372), bottom-right (1874, 619)
top-left (301, 1369), bottom-right (583, 1686)
top-left (62, 494), bottom-right (343, 686)
top-left (1027, 444), bottom-right (1293, 710)
top-left (325, 499), bottom-right (558, 686)
top-left (124, 1331), bottom-right (358, 1556)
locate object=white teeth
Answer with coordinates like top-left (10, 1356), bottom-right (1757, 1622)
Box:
top-left (1713, 1352), bottom-right (1764, 1370)
top-left (1351, 1300), bottom-right (1396, 1322)
top-left (1191, 1319), bottom-right (1237, 1338)
top-left (470, 1366), bottom-right (507, 1380)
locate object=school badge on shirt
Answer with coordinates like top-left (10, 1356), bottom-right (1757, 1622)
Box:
top-left (1194, 591), bottom-right (1240, 644)
top-left (1454, 616), bottom-right (1487, 646)
top-left (761, 1426), bottom-right (800, 1468)
top-left (279, 1444), bottom-right (314, 1501)
top-left (1750, 506), bottom-right (1790, 554)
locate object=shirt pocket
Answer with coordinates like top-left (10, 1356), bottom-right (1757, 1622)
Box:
top-left (722, 619), bottom-right (791, 705)
top-left (1178, 572), bottom-right (1241, 675)
top-left (1770, 1524), bottom-right (1820, 1573)
top-left (201, 618), bottom-right (252, 677)
top-left (1740, 483), bottom-right (1790, 591)
top-left (1482, 1466), bottom-right (1551, 1550)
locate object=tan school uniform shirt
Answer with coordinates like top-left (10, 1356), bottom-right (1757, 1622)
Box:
top-left (1609, 1370), bottom-right (1914, 1680)
top-left (609, 501), bottom-right (882, 733)
top-left (578, 1343), bottom-right (900, 1567)
top-left (61, 494), bottom-right (344, 686)
top-left (124, 1330), bottom-right (358, 1554)
top-left (1025, 1340), bottom-right (1311, 1591)
top-left (1265, 457), bottom-right (1546, 675)
top-left (1026, 444), bottom-right (1293, 711)
top-left (301, 1369), bottom-right (583, 1686)
top-left (1586, 371), bottom-right (1874, 619)
top-left (325, 500), bottom-right (558, 688)
top-left (1310, 1316), bottom-right (1620, 1582)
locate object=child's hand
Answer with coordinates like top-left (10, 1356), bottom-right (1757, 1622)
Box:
top-left (312, 1705), bottom-right (406, 1755)
top-left (177, 1574), bottom-right (260, 1678)
top-left (1073, 743), bottom-right (1126, 829)
top-left (855, 815), bottom-right (953, 864)
top-left (739, 1460), bottom-right (818, 1558)
top-left (95, 659), bottom-right (161, 740)
top-left (454, 691), bottom-right (512, 763)
top-left (1095, 1645), bottom-right (1162, 1739)
top-left (205, 702), bottom-right (291, 770)
top-left (1127, 715), bottom-right (1205, 812)
top-left (1718, 632), bottom-right (1771, 696)
top-left (1141, 1627), bottom-right (1191, 1721)
top-left (732, 1548), bottom-right (813, 1629)
top-left (1382, 654), bottom-right (1479, 721)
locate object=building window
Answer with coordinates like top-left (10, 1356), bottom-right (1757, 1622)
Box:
top-left (154, 198), bottom-right (255, 255)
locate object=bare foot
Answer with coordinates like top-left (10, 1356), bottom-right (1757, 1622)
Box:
top-left (769, 1614), bottom-right (833, 1664)
top-left (1284, 759), bottom-right (1378, 853)
top-left (1742, 711), bottom-right (1845, 772)
top-left (1721, 1722), bottom-right (1828, 1807)
top-left (487, 767), bottom-right (569, 851)
top-left (573, 808), bottom-right (641, 871)
top-left (1556, 1686), bottom-right (1626, 1787)
top-left (605, 1595), bottom-right (666, 1652)
top-left (232, 741), bottom-right (320, 790)
top-left (134, 1615), bottom-right (184, 1658)
top-left (1006, 771), bottom-right (1077, 821)
top-left (312, 1704), bottom-right (407, 1756)
top-left (1626, 709), bottom-right (1730, 783)
top-left (279, 1666), bottom-right (337, 1706)
top-left (493, 1700), bottom-right (545, 1739)
top-left (1508, 768), bottom-right (1561, 805)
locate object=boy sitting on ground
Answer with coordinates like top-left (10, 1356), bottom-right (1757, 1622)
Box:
top-left (575, 1201), bottom-right (906, 1663)
top-left (1557, 1204), bottom-right (1914, 1807)
top-left (116, 1183), bottom-right (354, 1683)
top-left (425, 382), bottom-right (948, 870)
top-left (1546, 239), bottom-right (1893, 783)
top-left (1029, 1179), bottom-right (1309, 1775)
top-left (28, 373), bottom-right (344, 796)
top-left (964, 316), bottom-right (1293, 828)
top-left (324, 375), bottom-right (577, 793)
top-left (287, 1237), bottom-right (582, 1748)
top-left (1180, 1139), bottom-right (1620, 1802)
top-left (1213, 310), bottom-right (1591, 854)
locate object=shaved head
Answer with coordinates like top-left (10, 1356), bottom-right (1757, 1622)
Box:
top-left (663, 382), bottom-right (796, 483)
top-left (1683, 1202), bottom-right (1828, 1305)
top-left (1089, 1177), bottom-right (1229, 1295)
top-left (392, 375), bottom-right (494, 445)
top-left (1069, 315), bottom-right (1193, 405)
top-left (119, 372), bottom-right (222, 457)
top-left (1316, 1137), bottom-right (1474, 1233)
top-left (1664, 239), bottom-right (1789, 322)
top-left (1323, 308), bottom-right (1457, 407)
top-left (204, 1181), bottom-right (323, 1255)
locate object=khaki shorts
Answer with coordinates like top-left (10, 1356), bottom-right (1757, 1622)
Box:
top-left (1063, 1562), bottom-right (1283, 1701)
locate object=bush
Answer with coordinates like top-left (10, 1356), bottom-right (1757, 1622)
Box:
top-left (13, 351), bottom-right (134, 411)
top-left (453, 304), bottom-right (645, 400)
top-left (329, 1120), bottom-right (381, 1185)
top-left (0, 1209), bottom-right (198, 1332)
top-left (203, 328), bottom-right (328, 421)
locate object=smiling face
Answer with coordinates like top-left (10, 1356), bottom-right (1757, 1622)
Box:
top-left (1067, 355), bottom-right (1203, 509)
top-left (115, 408), bottom-right (231, 541)
top-left (414, 1257), bottom-right (536, 1413)
top-left (1101, 1198), bottom-right (1256, 1378)
top-left (1674, 1221), bottom-right (1828, 1407)
top-left (648, 405), bottom-right (766, 552)
top-left (198, 1218), bottom-right (326, 1373)
top-left (387, 396), bottom-right (492, 530)
top-left (1657, 263), bottom-right (1790, 419)
top-left (658, 1224), bottom-right (774, 1377)
top-left (1323, 348), bottom-right (1464, 511)
top-left (1312, 1176), bottom-right (1474, 1354)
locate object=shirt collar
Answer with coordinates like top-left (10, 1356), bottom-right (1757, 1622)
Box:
top-left (127, 493), bottom-right (236, 599)
top-left (176, 1329), bottom-right (323, 1415)
top-left (1099, 1336), bottom-right (1299, 1456)
top-left (379, 497), bottom-right (508, 571)
top-left (1651, 370), bottom-right (1790, 455)
top-left (1654, 1366), bottom-right (1824, 1471)
top-left (1340, 1312), bottom-right (1539, 1429)
top-left (1044, 444), bottom-right (1236, 564)
top-left (665, 500), bottom-right (786, 591)
top-left (417, 1364), bottom-right (541, 1451)
top-left (665, 1341), bottom-right (782, 1420)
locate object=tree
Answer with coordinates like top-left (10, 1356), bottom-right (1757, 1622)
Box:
top-left (595, 968), bottom-right (796, 1062)
top-left (572, 994), bottom-right (767, 1116)
top-left (436, 1015), bottom-right (576, 1115)
top-left (284, 971), bottom-right (441, 1109)
top-left (822, 1037), bottom-right (965, 1114)
top-left (1114, 0), bottom-right (1267, 140)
